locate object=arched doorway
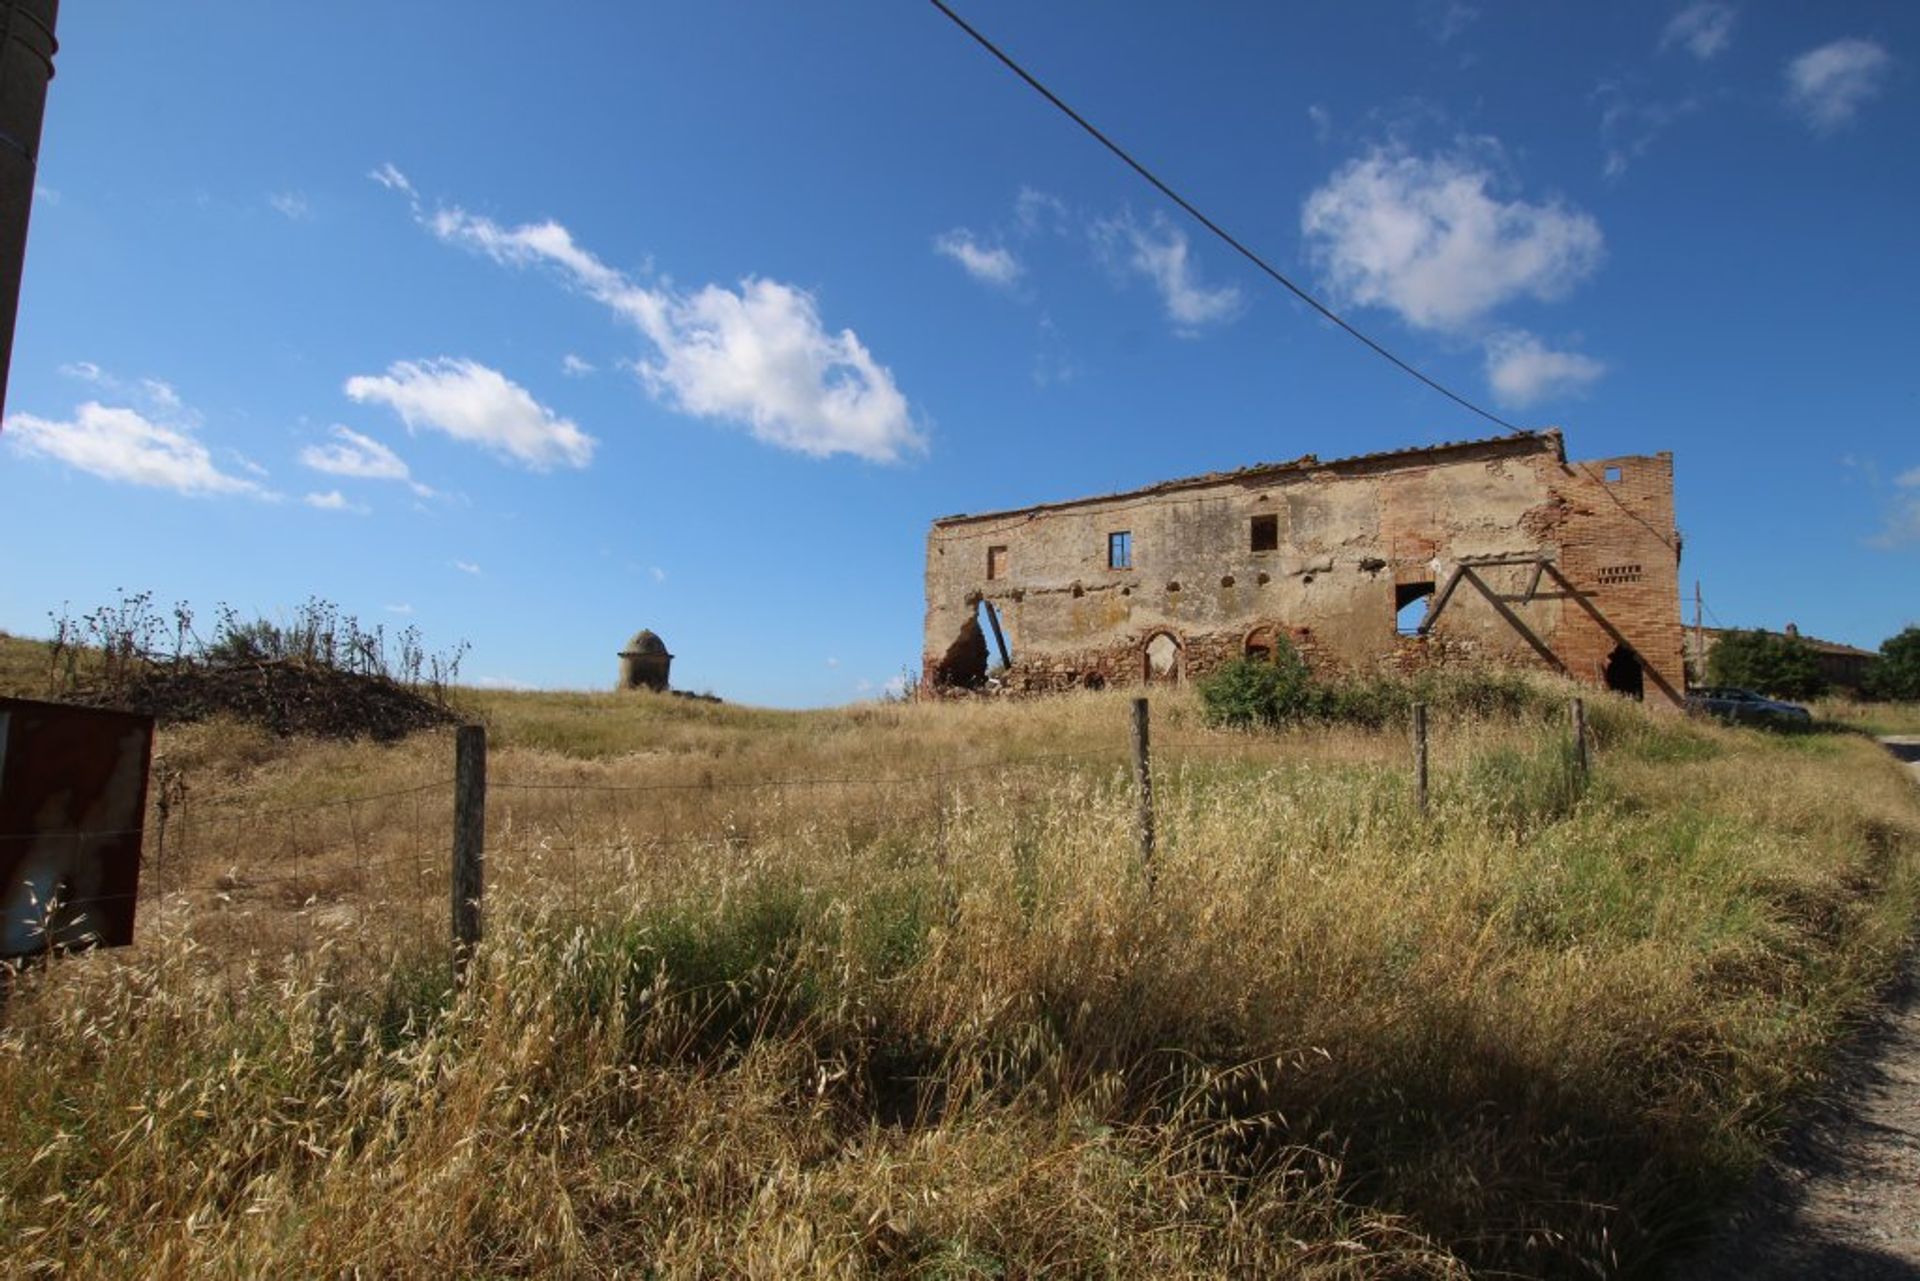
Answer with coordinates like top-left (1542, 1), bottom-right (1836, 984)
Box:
top-left (1604, 644), bottom-right (1644, 700)
top-left (1143, 631), bottom-right (1182, 684)
top-left (1244, 624), bottom-right (1279, 661)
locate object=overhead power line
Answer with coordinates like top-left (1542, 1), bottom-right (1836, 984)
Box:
top-left (926, 0), bottom-right (1526, 434)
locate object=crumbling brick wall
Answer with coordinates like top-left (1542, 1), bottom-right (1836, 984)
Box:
top-left (923, 430), bottom-right (1685, 707)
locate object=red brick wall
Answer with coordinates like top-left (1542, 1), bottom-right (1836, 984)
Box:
top-left (1547, 454), bottom-right (1686, 707)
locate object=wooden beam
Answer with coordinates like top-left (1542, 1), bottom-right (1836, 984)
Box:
top-left (982, 601), bottom-right (1011, 669)
top-left (1418, 566), bottom-right (1467, 635)
top-left (1523, 560), bottom-right (1546, 603)
top-left (1461, 567), bottom-right (1567, 674)
top-left (1536, 562), bottom-right (1684, 705)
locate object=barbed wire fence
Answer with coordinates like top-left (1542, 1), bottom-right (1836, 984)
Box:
top-left (3, 697), bottom-right (1595, 996)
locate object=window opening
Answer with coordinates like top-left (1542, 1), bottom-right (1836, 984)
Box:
top-left (978, 598), bottom-right (1012, 671)
top-left (1144, 631), bottom-right (1181, 684)
top-left (1250, 513), bottom-right (1278, 552)
top-left (1395, 581), bottom-right (1435, 635)
top-left (1108, 530), bottom-right (1132, 570)
top-left (1604, 466), bottom-right (1623, 483)
top-left (1605, 644), bottom-right (1644, 700)
top-left (986, 545), bottom-right (1007, 580)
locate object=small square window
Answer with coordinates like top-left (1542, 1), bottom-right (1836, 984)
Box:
top-left (1250, 513), bottom-right (1278, 552)
top-left (1108, 530), bottom-right (1132, 570)
top-left (987, 545), bottom-right (1008, 580)
top-left (1604, 466), bottom-right (1623, 483)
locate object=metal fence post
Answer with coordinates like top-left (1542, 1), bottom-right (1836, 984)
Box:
top-left (1131, 697), bottom-right (1155, 891)
top-left (452, 725), bottom-right (486, 981)
top-left (1412, 702), bottom-right (1429, 815)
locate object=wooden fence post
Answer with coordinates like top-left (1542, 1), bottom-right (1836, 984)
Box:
top-left (1411, 702), bottom-right (1429, 815)
top-left (1131, 697), bottom-right (1155, 890)
top-left (1570, 697), bottom-right (1590, 785)
top-left (452, 724), bottom-right (486, 981)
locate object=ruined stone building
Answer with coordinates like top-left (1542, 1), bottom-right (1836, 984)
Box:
top-left (923, 429), bottom-right (1686, 706)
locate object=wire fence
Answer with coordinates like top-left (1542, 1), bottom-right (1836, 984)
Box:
top-left (3, 697), bottom-right (1596, 982)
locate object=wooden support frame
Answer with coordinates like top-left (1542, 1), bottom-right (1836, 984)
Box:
top-left (1421, 553), bottom-right (1682, 705)
top-left (982, 600), bottom-right (1012, 670)
top-left (1459, 566), bottom-right (1566, 673)
top-left (1535, 561), bottom-right (1683, 705)
top-left (1421, 558), bottom-right (1565, 673)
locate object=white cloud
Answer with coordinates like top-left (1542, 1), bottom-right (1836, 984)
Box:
top-left (452, 560), bottom-right (481, 575)
top-left (1301, 145), bottom-right (1604, 332)
top-left (649, 565), bottom-right (667, 583)
top-left (1091, 211), bottom-right (1243, 333)
top-left (1014, 187), bottom-right (1070, 236)
top-left (561, 353), bottom-right (595, 377)
top-left (1786, 39), bottom-right (1893, 132)
top-left (1660, 4), bottom-right (1735, 60)
top-left (303, 489), bottom-right (368, 514)
top-left (1483, 331), bottom-right (1606, 408)
top-left (345, 357), bottom-right (594, 471)
top-left (1597, 86), bottom-right (1702, 179)
top-left (1871, 471), bottom-right (1920, 548)
top-left (1307, 104), bottom-right (1333, 144)
top-left (269, 191), bottom-right (311, 220)
top-left (140, 378), bottom-right (182, 410)
top-left (32, 183), bottom-right (57, 205)
top-left (420, 202), bottom-right (922, 462)
top-left (5, 402), bottom-right (270, 497)
top-left (368, 163), bottom-right (416, 199)
top-left (934, 229), bottom-right (1022, 287)
top-left (1425, 2), bottom-right (1480, 44)
top-left (472, 675), bottom-right (537, 691)
top-left (297, 424), bottom-right (434, 496)
top-left (385, 602), bottom-right (415, 615)
top-left (55, 362), bottom-right (197, 422)
top-left (825, 656), bottom-right (840, 668)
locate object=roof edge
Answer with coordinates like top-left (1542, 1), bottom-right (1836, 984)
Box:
top-left (932, 429), bottom-right (1565, 528)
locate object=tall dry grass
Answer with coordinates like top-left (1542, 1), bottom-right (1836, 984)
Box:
top-left (2, 674), bottom-right (1918, 1277)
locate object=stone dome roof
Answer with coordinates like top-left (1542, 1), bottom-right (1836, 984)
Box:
top-left (621, 629), bottom-right (670, 657)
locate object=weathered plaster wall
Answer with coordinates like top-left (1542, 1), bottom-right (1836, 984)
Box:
top-left (923, 431), bottom-right (1685, 705)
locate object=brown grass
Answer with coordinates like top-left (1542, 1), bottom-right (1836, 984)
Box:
top-left (2, 643), bottom-right (1918, 1277)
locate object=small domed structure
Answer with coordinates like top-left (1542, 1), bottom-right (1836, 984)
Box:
top-left (618, 629), bottom-right (673, 692)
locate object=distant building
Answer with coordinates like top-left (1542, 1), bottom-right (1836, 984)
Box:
top-left (923, 429), bottom-right (1686, 706)
top-left (1685, 624), bottom-right (1878, 694)
top-left (617, 629), bottom-right (673, 692)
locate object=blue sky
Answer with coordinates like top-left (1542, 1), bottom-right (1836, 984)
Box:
top-left (3, 2), bottom-right (1915, 705)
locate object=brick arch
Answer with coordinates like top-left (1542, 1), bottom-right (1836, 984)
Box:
top-left (1143, 630), bottom-right (1183, 684)
top-left (1243, 623), bottom-right (1281, 661)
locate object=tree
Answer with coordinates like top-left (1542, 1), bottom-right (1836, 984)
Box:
top-left (1867, 626), bottom-right (1920, 701)
top-left (1706, 629), bottom-right (1826, 700)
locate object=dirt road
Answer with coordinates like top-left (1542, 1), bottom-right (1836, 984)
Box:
top-left (1682, 737), bottom-right (1920, 1279)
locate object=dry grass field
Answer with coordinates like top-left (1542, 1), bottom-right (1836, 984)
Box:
top-left (4, 632), bottom-right (1920, 1277)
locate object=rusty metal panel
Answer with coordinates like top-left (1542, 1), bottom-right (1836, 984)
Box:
top-left (0, 698), bottom-right (155, 958)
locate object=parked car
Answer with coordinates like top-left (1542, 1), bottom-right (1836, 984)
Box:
top-left (1685, 686), bottom-right (1812, 726)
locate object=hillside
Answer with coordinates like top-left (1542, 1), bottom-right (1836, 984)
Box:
top-left (3, 632), bottom-right (1920, 1276)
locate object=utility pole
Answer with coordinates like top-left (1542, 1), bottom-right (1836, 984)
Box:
top-left (0, 0), bottom-right (58, 416)
top-left (1693, 580), bottom-right (1704, 686)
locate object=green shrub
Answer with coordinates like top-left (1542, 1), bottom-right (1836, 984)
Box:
top-left (1197, 643), bottom-right (1314, 728)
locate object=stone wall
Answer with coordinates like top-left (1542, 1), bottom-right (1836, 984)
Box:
top-left (923, 430), bottom-right (1685, 706)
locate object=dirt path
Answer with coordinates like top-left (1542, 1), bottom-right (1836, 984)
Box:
top-left (1681, 737), bottom-right (1920, 1279)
